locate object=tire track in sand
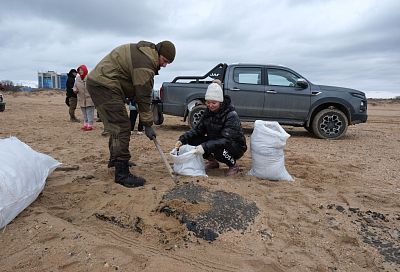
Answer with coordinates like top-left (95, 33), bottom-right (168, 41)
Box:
top-left (98, 225), bottom-right (240, 272)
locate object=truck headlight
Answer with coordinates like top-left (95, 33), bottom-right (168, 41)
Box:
top-left (360, 100), bottom-right (367, 112)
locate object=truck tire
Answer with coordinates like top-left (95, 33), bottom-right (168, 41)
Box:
top-left (188, 105), bottom-right (207, 128)
top-left (312, 108), bottom-right (348, 139)
top-left (152, 103), bottom-right (164, 125)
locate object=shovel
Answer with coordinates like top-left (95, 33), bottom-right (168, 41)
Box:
top-left (152, 138), bottom-right (178, 183)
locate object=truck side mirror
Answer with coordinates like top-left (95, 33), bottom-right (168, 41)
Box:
top-left (296, 78), bottom-right (308, 89)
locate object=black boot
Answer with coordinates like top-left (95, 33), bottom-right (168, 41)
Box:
top-left (70, 116), bottom-right (80, 122)
top-left (108, 159), bottom-right (136, 168)
top-left (114, 160), bottom-right (145, 188)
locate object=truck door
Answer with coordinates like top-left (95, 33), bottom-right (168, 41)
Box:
top-left (264, 68), bottom-right (311, 121)
top-left (225, 66), bottom-right (265, 118)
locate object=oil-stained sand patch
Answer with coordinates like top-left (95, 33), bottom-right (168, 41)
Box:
top-left (159, 182), bottom-right (259, 241)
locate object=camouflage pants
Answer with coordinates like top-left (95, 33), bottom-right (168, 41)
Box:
top-left (68, 97), bottom-right (78, 119)
top-left (86, 80), bottom-right (131, 161)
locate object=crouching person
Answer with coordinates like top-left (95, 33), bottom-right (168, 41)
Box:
top-left (175, 80), bottom-right (247, 176)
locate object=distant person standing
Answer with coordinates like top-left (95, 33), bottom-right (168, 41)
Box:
top-left (137, 117), bottom-right (144, 134)
top-left (66, 69), bottom-right (79, 122)
top-left (128, 98), bottom-right (144, 135)
top-left (74, 65), bottom-right (95, 131)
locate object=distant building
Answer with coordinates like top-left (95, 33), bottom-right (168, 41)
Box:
top-left (38, 71), bottom-right (68, 89)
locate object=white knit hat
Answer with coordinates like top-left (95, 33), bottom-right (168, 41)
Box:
top-left (205, 83), bottom-right (223, 102)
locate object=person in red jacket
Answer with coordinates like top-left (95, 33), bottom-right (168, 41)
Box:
top-left (73, 65), bottom-right (95, 131)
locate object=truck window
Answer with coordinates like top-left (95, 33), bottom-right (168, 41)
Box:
top-left (233, 67), bottom-right (262, 85)
top-left (267, 69), bottom-right (299, 87)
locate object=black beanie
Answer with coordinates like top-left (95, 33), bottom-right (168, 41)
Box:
top-left (156, 41), bottom-right (176, 63)
top-left (68, 69), bottom-right (77, 76)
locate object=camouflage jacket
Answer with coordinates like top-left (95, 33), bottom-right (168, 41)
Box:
top-left (88, 41), bottom-right (159, 126)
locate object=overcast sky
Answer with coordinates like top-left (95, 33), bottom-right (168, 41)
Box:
top-left (1, 0), bottom-right (399, 98)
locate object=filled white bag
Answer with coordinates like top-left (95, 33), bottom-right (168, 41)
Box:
top-left (0, 137), bottom-right (61, 229)
top-left (170, 145), bottom-right (207, 176)
top-left (248, 121), bottom-right (294, 182)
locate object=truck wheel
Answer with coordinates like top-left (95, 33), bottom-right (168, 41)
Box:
top-left (152, 103), bottom-right (164, 125)
top-left (188, 105), bottom-right (207, 128)
top-left (312, 108), bottom-right (348, 139)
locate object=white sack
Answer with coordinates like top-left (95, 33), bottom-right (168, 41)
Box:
top-left (248, 121), bottom-right (294, 182)
top-left (170, 145), bottom-right (207, 176)
top-left (0, 137), bottom-right (61, 229)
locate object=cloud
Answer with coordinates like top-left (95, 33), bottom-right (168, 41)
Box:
top-left (1, 0), bottom-right (165, 35)
top-left (0, 0), bottom-right (399, 97)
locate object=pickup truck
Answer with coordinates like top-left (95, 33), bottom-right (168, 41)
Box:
top-left (156, 63), bottom-right (368, 139)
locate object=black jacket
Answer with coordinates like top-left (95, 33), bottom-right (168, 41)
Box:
top-left (66, 69), bottom-right (77, 98)
top-left (179, 96), bottom-right (247, 156)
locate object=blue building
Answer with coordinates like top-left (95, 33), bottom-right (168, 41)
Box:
top-left (38, 71), bottom-right (68, 89)
top-left (59, 74), bottom-right (67, 89)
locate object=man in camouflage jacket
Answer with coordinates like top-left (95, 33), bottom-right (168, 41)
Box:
top-left (87, 40), bottom-right (175, 188)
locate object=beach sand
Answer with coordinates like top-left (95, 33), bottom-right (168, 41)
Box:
top-left (0, 91), bottom-right (399, 271)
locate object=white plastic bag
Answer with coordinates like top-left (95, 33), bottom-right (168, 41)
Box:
top-left (248, 121), bottom-right (294, 182)
top-left (170, 145), bottom-right (207, 176)
top-left (0, 137), bottom-right (61, 229)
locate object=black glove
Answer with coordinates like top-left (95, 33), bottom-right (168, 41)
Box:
top-left (144, 126), bottom-right (157, 140)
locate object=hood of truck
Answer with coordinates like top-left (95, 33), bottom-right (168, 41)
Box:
top-left (314, 84), bottom-right (366, 97)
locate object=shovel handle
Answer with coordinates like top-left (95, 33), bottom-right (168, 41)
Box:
top-left (153, 138), bottom-right (177, 183)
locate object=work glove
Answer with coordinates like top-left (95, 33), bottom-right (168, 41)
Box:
top-left (175, 141), bottom-right (182, 150)
top-left (144, 126), bottom-right (157, 140)
top-left (193, 145), bottom-right (205, 155)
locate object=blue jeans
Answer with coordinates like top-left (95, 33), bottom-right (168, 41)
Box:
top-left (81, 106), bottom-right (95, 125)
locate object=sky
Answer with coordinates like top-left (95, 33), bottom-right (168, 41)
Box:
top-left (0, 0), bottom-right (399, 98)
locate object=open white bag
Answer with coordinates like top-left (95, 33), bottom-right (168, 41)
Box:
top-left (170, 145), bottom-right (207, 176)
top-left (0, 137), bottom-right (61, 229)
top-left (248, 121), bottom-right (294, 182)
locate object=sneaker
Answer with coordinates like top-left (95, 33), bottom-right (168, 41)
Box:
top-left (85, 126), bottom-right (93, 131)
top-left (101, 131), bottom-right (109, 136)
top-left (225, 164), bottom-right (239, 176)
top-left (136, 131), bottom-right (143, 135)
top-left (205, 159), bottom-right (219, 170)
top-left (70, 118), bottom-right (80, 123)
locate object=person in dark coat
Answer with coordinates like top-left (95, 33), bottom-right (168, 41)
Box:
top-left (128, 98), bottom-right (144, 135)
top-left (66, 69), bottom-right (79, 122)
top-left (175, 80), bottom-right (247, 176)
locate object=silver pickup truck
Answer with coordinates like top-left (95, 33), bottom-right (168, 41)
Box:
top-left (155, 63), bottom-right (368, 139)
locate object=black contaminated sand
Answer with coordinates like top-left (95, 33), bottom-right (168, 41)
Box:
top-left (160, 182), bottom-right (259, 241)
